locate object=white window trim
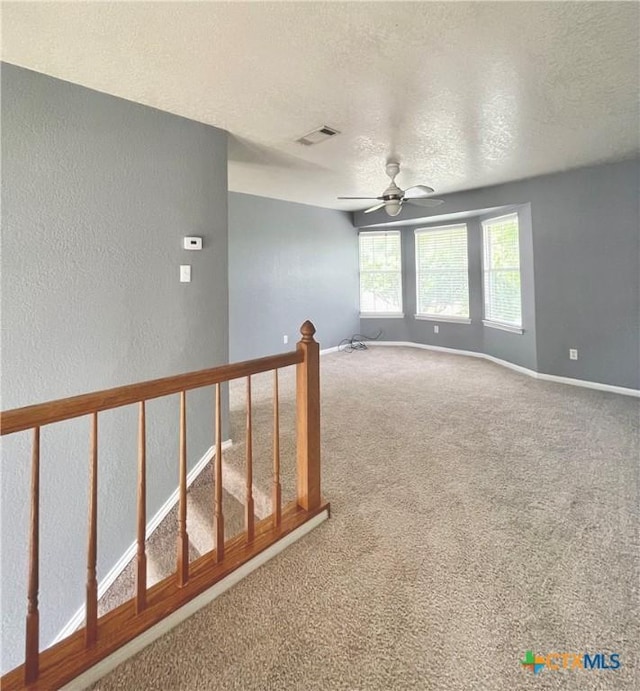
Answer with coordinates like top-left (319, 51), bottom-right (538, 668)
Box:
top-left (361, 312), bottom-right (405, 319)
top-left (358, 230), bottom-right (403, 316)
top-left (480, 212), bottom-right (519, 225)
top-left (482, 319), bottom-right (524, 335)
top-left (414, 315), bottom-right (471, 324)
top-left (481, 213), bottom-right (523, 329)
top-left (359, 230), bottom-right (400, 237)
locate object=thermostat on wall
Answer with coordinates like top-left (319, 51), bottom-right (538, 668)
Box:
top-left (183, 236), bottom-right (203, 250)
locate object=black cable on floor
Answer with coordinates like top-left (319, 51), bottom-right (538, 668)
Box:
top-left (338, 330), bottom-right (383, 353)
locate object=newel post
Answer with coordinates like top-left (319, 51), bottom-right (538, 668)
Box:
top-left (296, 320), bottom-right (321, 511)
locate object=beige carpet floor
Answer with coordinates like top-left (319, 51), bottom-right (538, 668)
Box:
top-left (93, 347), bottom-right (639, 690)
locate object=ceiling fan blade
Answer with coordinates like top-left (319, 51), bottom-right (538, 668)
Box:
top-left (364, 202), bottom-right (386, 214)
top-left (405, 198), bottom-right (445, 208)
top-left (337, 196), bottom-right (383, 200)
top-left (403, 184), bottom-right (435, 198)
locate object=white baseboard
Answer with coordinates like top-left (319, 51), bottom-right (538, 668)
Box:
top-left (60, 508), bottom-right (329, 691)
top-left (320, 345), bottom-right (341, 355)
top-left (534, 371), bottom-right (640, 397)
top-left (51, 440), bottom-right (233, 646)
top-left (366, 341), bottom-right (640, 397)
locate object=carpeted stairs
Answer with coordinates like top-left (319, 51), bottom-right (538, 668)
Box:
top-left (98, 367), bottom-right (298, 618)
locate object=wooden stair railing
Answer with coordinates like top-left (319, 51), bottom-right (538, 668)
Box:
top-left (1, 321), bottom-right (328, 690)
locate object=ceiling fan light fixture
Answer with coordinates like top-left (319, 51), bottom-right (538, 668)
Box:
top-left (337, 161), bottom-right (442, 216)
top-left (385, 201), bottom-right (402, 216)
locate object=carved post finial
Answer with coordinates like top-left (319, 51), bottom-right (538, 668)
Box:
top-left (300, 320), bottom-right (316, 343)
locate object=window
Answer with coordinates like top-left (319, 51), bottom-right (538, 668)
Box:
top-left (482, 213), bottom-right (522, 329)
top-left (358, 231), bottom-right (403, 316)
top-left (414, 224), bottom-right (470, 321)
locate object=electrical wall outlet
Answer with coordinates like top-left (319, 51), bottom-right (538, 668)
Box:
top-left (283, 334), bottom-right (288, 344)
top-left (434, 325), bottom-right (439, 334)
top-left (569, 348), bottom-right (578, 360)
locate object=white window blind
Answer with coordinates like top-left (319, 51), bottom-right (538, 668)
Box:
top-left (359, 231), bottom-right (403, 315)
top-left (415, 225), bottom-right (469, 319)
top-left (482, 213), bottom-right (522, 327)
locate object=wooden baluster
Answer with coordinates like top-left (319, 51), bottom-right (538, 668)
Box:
top-left (245, 377), bottom-right (255, 542)
top-left (214, 383), bottom-right (224, 562)
top-left (135, 401), bottom-right (147, 613)
top-left (176, 392), bottom-right (189, 587)
top-left (86, 413), bottom-right (98, 646)
top-left (272, 370), bottom-right (282, 527)
top-left (25, 427), bottom-right (40, 684)
top-left (296, 321), bottom-right (321, 511)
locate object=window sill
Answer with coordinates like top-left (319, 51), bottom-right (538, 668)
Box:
top-left (414, 315), bottom-right (471, 324)
top-left (360, 313), bottom-right (405, 319)
top-left (483, 320), bottom-right (524, 334)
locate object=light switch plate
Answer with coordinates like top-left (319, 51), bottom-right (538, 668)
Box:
top-left (180, 265), bottom-right (191, 282)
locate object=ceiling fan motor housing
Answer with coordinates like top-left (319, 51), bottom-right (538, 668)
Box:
top-left (383, 181), bottom-right (403, 199)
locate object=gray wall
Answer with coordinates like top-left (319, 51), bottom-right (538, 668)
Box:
top-left (229, 192), bottom-right (359, 361)
top-left (357, 160), bottom-right (640, 389)
top-left (1, 64), bottom-right (229, 671)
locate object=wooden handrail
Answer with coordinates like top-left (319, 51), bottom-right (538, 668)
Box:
top-left (2, 322), bottom-right (326, 690)
top-left (1, 350), bottom-right (303, 436)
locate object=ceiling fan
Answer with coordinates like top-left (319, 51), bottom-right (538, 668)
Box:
top-left (338, 161), bottom-right (444, 217)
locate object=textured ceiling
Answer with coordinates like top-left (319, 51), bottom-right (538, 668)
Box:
top-left (2, 2), bottom-right (639, 211)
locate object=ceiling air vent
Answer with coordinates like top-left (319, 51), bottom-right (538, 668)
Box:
top-left (296, 125), bottom-right (340, 146)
